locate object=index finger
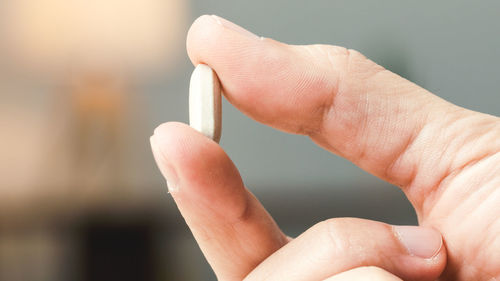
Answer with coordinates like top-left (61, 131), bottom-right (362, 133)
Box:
top-left (187, 15), bottom-right (498, 211)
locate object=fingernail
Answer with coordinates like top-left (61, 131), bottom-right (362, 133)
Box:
top-left (211, 15), bottom-right (260, 39)
top-left (150, 135), bottom-right (179, 193)
top-left (393, 226), bottom-right (442, 259)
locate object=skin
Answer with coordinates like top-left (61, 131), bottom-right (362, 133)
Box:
top-left (151, 15), bottom-right (500, 281)
top-left (325, 267), bottom-right (403, 281)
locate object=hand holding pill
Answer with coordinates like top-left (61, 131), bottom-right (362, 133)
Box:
top-left (151, 15), bottom-right (500, 281)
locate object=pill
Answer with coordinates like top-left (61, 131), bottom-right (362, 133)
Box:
top-left (189, 64), bottom-right (222, 143)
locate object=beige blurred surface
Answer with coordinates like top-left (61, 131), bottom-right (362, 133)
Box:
top-left (0, 0), bottom-right (188, 217)
top-left (0, 0), bottom-right (187, 76)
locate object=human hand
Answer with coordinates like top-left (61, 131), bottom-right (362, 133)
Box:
top-left (150, 15), bottom-right (499, 280)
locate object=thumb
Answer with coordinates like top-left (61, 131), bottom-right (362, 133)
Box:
top-left (245, 218), bottom-right (446, 281)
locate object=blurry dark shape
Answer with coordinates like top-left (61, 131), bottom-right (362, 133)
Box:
top-left (80, 219), bottom-right (156, 281)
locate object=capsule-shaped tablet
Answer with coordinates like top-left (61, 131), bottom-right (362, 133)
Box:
top-left (189, 64), bottom-right (222, 143)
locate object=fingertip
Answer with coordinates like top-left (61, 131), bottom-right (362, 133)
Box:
top-left (391, 226), bottom-right (447, 280)
top-left (152, 122), bottom-right (244, 208)
top-left (153, 122), bottom-right (198, 170)
top-left (151, 122), bottom-right (196, 193)
top-left (187, 15), bottom-right (261, 67)
top-left (186, 15), bottom-right (220, 66)
top-left (393, 226), bottom-right (444, 259)
top-left (153, 121), bottom-right (225, 157)
top-left (152, 122), bottom-right (230, 180)
top-left (153, 122), bottom-right (196, 152)
top-left (424, 235), bottom-right (447, 279)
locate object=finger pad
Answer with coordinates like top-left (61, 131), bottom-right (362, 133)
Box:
top-left (154, 122), bottom-right (246, 216)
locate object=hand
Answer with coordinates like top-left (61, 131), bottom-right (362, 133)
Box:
top-left (151, 15), bottom-right (500, 281)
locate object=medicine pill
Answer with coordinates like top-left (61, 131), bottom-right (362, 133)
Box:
top-left (189, 64), bottom-right (222, 143)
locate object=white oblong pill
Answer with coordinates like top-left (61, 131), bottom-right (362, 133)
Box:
top-left (189, 64), bottom-right (222, 143)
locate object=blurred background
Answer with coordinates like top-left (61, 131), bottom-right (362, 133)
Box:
top-left (0, 0), bottom-right (499, 280)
